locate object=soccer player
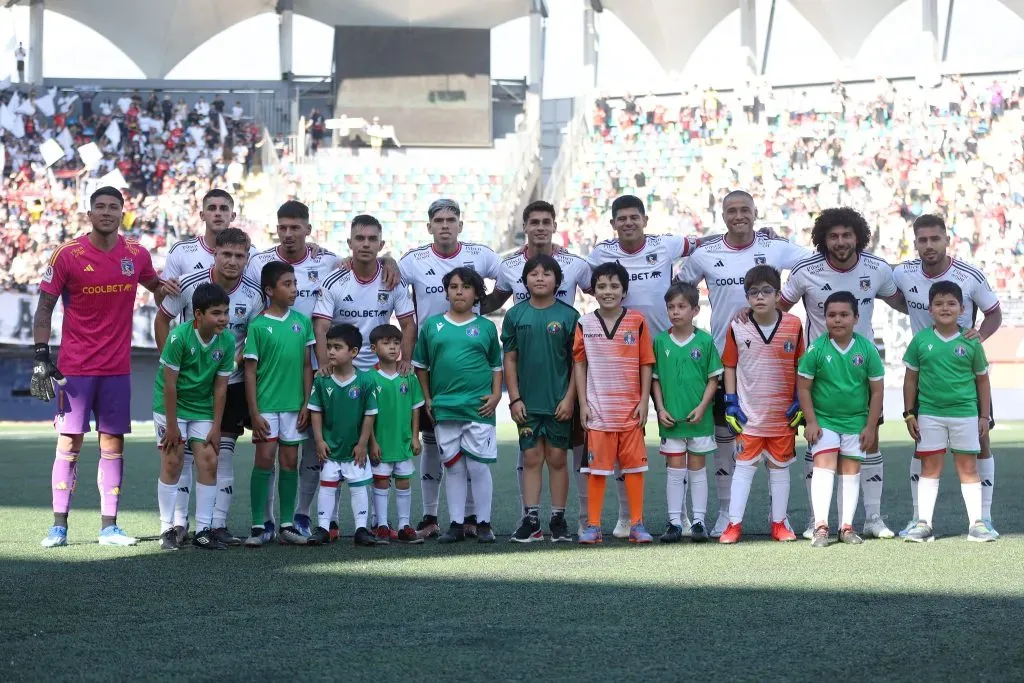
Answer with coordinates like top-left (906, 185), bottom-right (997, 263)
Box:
top-left (245, 200), bottom-right (339, 542)
top-left (155, 227), bottom-right (263, 546)
top-left (307, 324), bottom-right (379, 547)
top-left (718, 266), bottom-right (804, 544)
top-left (675, 190), bottom-right (811, 538)
top-left (413, 267), bottom-right (502, 544)
top-left (651, 282), bottom-right (723, 543)
top-left (481, 200), bottom-right (591, 530)
top-left (502, 254), bottom-right (580, 543)
top-left (893, 214), bottom-right (1002, 537)
top-left (573, 262), bottom-right (655, 545)
top-left (366, 324), bottom-right (425, 544)
top-left (779, 207), bottom-right (902, 540)
top-left (399, 199), bottom-right (500, 539)
top-left (796, 292), bottom-right (884, 548)
top-left (902, 281), bottom-right (994, 543)
top-left (153, 283), bottom-right (236, 551)
top-left (34, 186), bottom-right (161, 548)
top-left (242, 261), bottom-right (315, 547)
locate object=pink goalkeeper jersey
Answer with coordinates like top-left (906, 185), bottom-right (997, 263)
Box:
top-left (39, 234), bottom-right (157, 376)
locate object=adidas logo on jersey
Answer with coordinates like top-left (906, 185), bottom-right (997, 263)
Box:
top-left (821, 283), bottom-right (832, 291)
top-left (425, 268), bottom-right (436, 276)
top-left (909, 286), bottom-right (918, 293)
top-left (713, 260), bottom-right (725, 268)
top-left (343, 295), bottom-right (354, 302)
top-left (83, 264), bottom-right (95, 272)
top-left (194, 262), bottom-right (204, 269)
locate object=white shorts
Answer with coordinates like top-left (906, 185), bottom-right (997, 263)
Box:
top-left (810, 428), bottom-right (865, 460)
top-left (917, 415), bottom-right (982, 456)
top-left (260, 411), bottom-right (307, 445)
top-left (321, 458), bottom-right (372, 487)
top-left (435, 421), bottom-right (497, 464)
top-left (153, 412), bottom-right (212, 448)
top-left (659, 435), bottom-right (716, 457)
top-left (372, 459), bottom-right (416, 481)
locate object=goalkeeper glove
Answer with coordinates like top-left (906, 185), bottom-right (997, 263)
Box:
top-left (723, 393), bottom-right (747, 435)
top-left (786, 398), bottom-right (805, 429)
top-left (30, 343), bottom-right (65, 402)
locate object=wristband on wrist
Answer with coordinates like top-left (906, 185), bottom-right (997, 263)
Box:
top-left (509, 398), bottom-right (523, 407)
top-left (34, 343), bottom-right (50, 360)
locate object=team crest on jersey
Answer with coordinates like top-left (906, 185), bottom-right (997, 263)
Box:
top-left (42, 265), bottom-right (54, 283)
top-left (308, 270), bottom-right (319, 283)
top-left (954, 344), bottom-right (967, 357)
top-left (348, 386), bottom-right (361, 399)
top-left (291, 323), bottom-right (301, 333)
top-left (234, 304), bottom-right (247, 316)
top-left (690, 348), bottom-right (702, 360)
top-left (120, 258), bottom-right (134, 277)
top-left (783, 340), bottom-right (795, 353)
top-left (466, 326), bottom-right (480, 338)
top-left (623, 331), bottom-right (636, 345)
top-left (754, 254), bottom-right (766, 265)
top-left (377, 292), bottom-right (389, 305)
top-left (399, 382), bottom-right (409, 394)
top-left (645, 253), bottom-right (658, 265)
top-left (212, 349), bottom-right (224, 362)
top-left (852, 354), bottom-right (865, 366)
top-left (546, 321), bottom-right (562, 335)
top-left (859, 276), bottom-right (871, 291)
top-left (463, 263), bottom-right (477, 271)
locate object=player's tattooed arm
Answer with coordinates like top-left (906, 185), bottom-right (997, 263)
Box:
top-left (480, 289), bottom-right (512, 315)
top-left (33, 292), bottom-right (59, 345)
top-left (141, 277), bottom-right (162, 294)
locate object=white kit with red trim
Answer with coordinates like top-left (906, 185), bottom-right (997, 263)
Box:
top-left (398, 241), bottom-right (500, 328)
top-left (244, 245), bottom-right (339, 319)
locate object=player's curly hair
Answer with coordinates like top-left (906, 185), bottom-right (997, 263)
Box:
top-left (810, 207), bottom-right (871, 256)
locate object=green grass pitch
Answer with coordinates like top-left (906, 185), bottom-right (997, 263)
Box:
top-left (1, 422), bottom-right (1022, 681)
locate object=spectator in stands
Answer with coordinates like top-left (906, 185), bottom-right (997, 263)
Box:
top-left (15, 43), bottom-right (26, 83)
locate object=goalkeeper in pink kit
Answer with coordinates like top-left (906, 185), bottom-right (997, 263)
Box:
top-left (32, 186), bottom-right (161, 548)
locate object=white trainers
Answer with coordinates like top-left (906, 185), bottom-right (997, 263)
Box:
top-left (862, 514), bottom-right (895, 539)
top-left (802, 518), bottom-right (815, 541)
top-left (97, 525), bottom-right (137, 547)
top-left (710, 513), bottom-right (730, 538)
top-left (612, 518), bottom-right (631, 539)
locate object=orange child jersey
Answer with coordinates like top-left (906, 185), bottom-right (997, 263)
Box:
top-left (572, 308), bottom-right (655, 432)
top-left (721, 311), bottom-right (805, 438)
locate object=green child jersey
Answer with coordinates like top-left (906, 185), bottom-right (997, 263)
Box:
top-left (307, 372), bottom-right (379, 462)
top-left (153, 321), bottom-right (236, 420)
top-left (652, 328), bottom-right (723, 438)
top-left (242, 309), bottom-right (315, 413)
top-left (413, 313), bottom-right (502, 425)
top-left (797, 333), bottom-right (884, 434)
top-left (368, 368), bottom-right (425, 462)
top-left (500, 299), bottom-right (580, 416)
top-left (903, 327), bottom-right (989, 418)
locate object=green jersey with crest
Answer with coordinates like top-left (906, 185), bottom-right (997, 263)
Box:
top-left (368, 368), bottom-right (424, 462)
top-left (242, 309), bottom-right (315, 413)
top-left (307, 372), bottom-right (379, 461)
top-left (153, 321), bottom-right (235, 420)
top-left (500, 299), bottom-right (580, 415)
top-left (902, 327), bottom-right (988, 418)
top-left (797, 333), bottom-right (884, 434)
top-left (652, 328), bottom-right (723, 438)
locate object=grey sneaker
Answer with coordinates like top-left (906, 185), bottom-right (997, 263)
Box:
top-left (811, 524), bottom-right (829, 548)
top-left (278, 525), bottom-right (308, 545)
top-left (981, 519), bottom-right (1000, 539)
top-left (968, 521), bottom-right (997, 543)
top-left (838, 525), bottom-right (864, 545)
top-left (243, 527), bottom-right (264, 548)
top-left (904, 522), bottom-right (934, 543)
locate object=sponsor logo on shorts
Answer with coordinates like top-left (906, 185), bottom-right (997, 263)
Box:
top-left (157, 424), bottom-right (166, 438)
top-left (546, 321), bottom-right (562, 335)
top-left (348, 386), bottom-right (361, 399)
top-left (120, 258), bottom-right (135, 277)
top-left (466, 326), bottom-right (480, 337)
top-left (783, 340), bottom-right (795, 353)
top-left (622, 331), bottom-right (636, 345)
top-left (954, 344), bottom-right (967, 357)
top-left (852, 354), bottom-right (864, 366)
top-left (690, 348), bottom-right (702, 360)
top-left (645, 253), bottom-right (658, 265)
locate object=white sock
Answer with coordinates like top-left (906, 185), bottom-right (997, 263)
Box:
top-left (396, 488), bottom-right (412, 528)
top-left (157, 479), bottom-right (178, 533)
top-left (811, 467), bottom-right (834, 526)
top-left (466, 458), bottom-right (493, 522)
top-left (444, 457), bottom-right (468, 524)
top-left (714, 428), bottom-right (735, 514)
top-left (317, 481), bottom-right (338, 529)
top-left (768, 467), bottom-right (790, 523)
top-left (918, 476), bottom-right (940, 526)
top-left (688, 467), bottom-right (708, 524)
top-left (212, 437), bottom-right (235, 528)
top-left (516, 450), bottom-right (526, 515)
top-left (194, 482), bottom-right (216, 532)
top-left (861, 453), bottom-right (883, 518)
top-left (350, 485), bottom-right (369, 530)
top-left (465, 467), bottom-right (476, 519)
top-left (614, 467), bottom-right (629, 521)
top-left (803, 450), bottom-right (814, 518)
top-left (265, 463), bottom-right (278, 524)
top-left (910, 458), bottom-right (921, 519)
top-left (573, 444), bottom-right (588, 523)
top-left (961, 481), bottom-right (983, 525)
top-left (666, 467), bottom-right (686, 526)
top-left (420, 434), bottom-right (442, 518)
top-left (839, 473), bottom-right (860, 527)
top-left (296, 442), bottom-right (321, 520)
top-left (373, 487), bottom-right (390, 528)
top-left (728, 461), bottom-right (757, 524)
top-left (977, 457), bottom-right (994, 520)
top-left (173, 446), bottom-right (193, 527)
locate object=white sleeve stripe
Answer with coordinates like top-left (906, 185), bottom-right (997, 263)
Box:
top-left (364, 409), bottom-right (379, 415)
top-left (492, 367), bottom-right (502, 372)
top-left (412, 400), bottom-right (425, 409)
top-left (243, 353), bottom-right (258, 360)
top-left (903, 362), bottom-right (918, 371)
top-left (707, 369), bottom-right (724, 378)
top-left (162, 362), bottom-right (180, 372)
top-left (976, 369), bottom-right (989, 375)
top-left (797, 371), bottom-right (814, 379)
top-left (412, 361), bottom-right (427, 369)
top-left (308, 405), bottom-right (323, 412)
top-left (216, 371), bottom-right (233, 376)
top-left (868, 375), bottom-right (884, 381)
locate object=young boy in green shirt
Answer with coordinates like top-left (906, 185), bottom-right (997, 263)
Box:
top-left (902, 281), bottom-right (994, 543)
top-left (651, 282), bottom-right (722, 543)
top-left (307, 324), bottom-right (379, 547)
top-left (154, 283), bottom-right (236, 551)
top-left (367, 323), bottom-right (424, 545)
top-left (243, 261), bottom-right (314, 547)
top-left (797, 292), bottom-right (884, 548)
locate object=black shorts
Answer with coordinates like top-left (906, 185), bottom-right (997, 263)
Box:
top-left (712, 378), bottom-right (728, 428)
top-left (221, 382), bottom-right (251, 434)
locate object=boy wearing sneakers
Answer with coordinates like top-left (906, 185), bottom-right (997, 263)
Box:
top-left (242, 261), bottom-right (314, 547)
top-left (154, 283), bottom-right (236, 550)
top-left (651, 282), bottom-right (723, 543)
top-left (502, 254), bottom-right (580, 543)
top-left (367, 324), bottom-right (424, 545)
top-left (307, 324), bottom-right (380, 546)
top-left (719, 265), bottom-right (805, 544)
top-left (573, 262), bottom-right (655, 544)
top-left (797, 292), bottom-right (884, 547)
top-left (902, 281), bottom-right (994, 543)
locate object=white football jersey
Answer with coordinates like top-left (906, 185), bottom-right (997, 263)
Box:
top-left (313, 264), bottom-right (415, 370)
top-left (587, 234), bottom-right (697, 335)
top-left (398, 241), bottom-right (500, 328)
top-left (160, 235), bottom-right (258, 282)
top-left (244, 245), bottom-right (339, 319)
top-left (893, 258), bottom-right (1000, 334)
top-left (494, 247), bottom-right (592, 306)
top-left (676, 234), bottom-right (812, 350)
top-left (157, 268), bottom-right (264, 384)
top-left (781, 252), bottom-right (897, 343)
